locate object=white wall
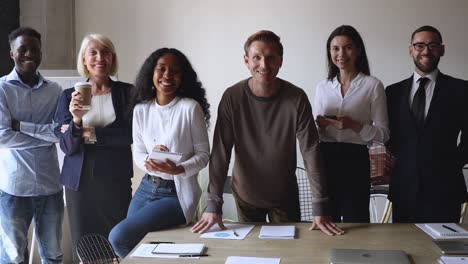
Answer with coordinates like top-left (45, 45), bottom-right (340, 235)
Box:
top-left (74, 0), bottom-right (468, 208)
top-left (75, 0), bottom-right (468, 103)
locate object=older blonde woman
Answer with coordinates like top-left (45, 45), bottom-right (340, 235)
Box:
top-left (55, 33), bottom-right (133, 261)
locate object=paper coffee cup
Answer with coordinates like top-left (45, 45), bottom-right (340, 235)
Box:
top-left (74, 82), bottom-right (92, 110)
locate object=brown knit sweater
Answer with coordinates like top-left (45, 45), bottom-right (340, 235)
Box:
top-left (206, 78), bottom-right (329, 216)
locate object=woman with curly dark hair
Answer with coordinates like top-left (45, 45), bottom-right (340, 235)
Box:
top-left (109, 48), bottom-right (210, 258)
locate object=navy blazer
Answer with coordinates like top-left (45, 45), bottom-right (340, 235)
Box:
top-left (386, 72), bottom-right (468, 204)
top-left (55, 79), bottom-right (134, 190)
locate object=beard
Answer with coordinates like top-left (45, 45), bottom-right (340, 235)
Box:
top-left (413, 55), bottom-right (440, 74)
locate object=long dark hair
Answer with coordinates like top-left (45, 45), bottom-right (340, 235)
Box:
top-left (130, 48), bottom-right (210, 127)
top-left (326, 25), bottom-right (370, 81)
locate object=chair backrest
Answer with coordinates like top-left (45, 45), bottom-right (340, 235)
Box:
top-left (369, 186), bottom-right (392, 223)
top-left (296, 167), bottom-right (313, 222)
top-left (459, 192), bottom-right (468, 223)
top-left (76, 233), bottom-right (119, 264)
top-left (295, 167), bottom-right (394, 223)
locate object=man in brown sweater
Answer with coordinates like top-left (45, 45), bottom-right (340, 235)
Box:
top-left (192, 30), bottom-right (344, 235)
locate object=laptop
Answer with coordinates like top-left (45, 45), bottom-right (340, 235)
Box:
top-left (330, 248), bottom-right (411, 264)
top-left (433, 240), bottom-right (468, 255)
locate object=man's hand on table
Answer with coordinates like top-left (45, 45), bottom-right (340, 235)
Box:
top-left (191, 212), bottom-right (226, 234)
top-left (309, 216), bottom-right (345, 236)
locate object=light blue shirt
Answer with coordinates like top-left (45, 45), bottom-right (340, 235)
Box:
top-left (0, 69), bottom-right (63, 196)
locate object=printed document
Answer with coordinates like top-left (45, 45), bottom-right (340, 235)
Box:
top-left (200, 223), bottom-right (255, 240)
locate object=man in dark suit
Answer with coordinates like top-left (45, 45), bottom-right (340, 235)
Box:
top-left (386, 25), bottom-right (468, 223)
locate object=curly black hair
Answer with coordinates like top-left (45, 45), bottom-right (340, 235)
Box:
top-left (130, 48), bottom-right (210, 127)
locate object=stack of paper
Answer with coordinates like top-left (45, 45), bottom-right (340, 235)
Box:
top-left (259, 225), bottom-right (295, 239)
top-left (416, 223), bottom-right (468, 240)
top-left (152, 243), bottom-right (204, 254)
top-left (226, 256), bottom-right (281, 264)
top-left (439, 256), bottom-right (468, 264)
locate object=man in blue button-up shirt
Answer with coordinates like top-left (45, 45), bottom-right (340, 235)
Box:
top-left (0, 27), bottom-right (64, 264)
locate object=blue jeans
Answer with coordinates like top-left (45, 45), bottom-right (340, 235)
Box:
top-left (0, 189), bottom-right (64, 264)
top-left (109, 176), bottom-right (185, 258)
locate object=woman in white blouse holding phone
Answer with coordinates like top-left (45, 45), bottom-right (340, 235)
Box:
top-left (314, 25), bottom-right (389, 223)
top-left (109, 48), bottom-right (210, 258)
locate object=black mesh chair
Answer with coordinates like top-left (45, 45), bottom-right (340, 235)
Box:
top-left (76, 233), bottom-right (119, 264)
top-left (296, 166), bottom-right (393, 223)
top-left (296, 167), bottom-right (313, 222)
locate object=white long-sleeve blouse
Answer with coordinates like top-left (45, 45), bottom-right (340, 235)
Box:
top-left (314, 73), bottom-right (389, 145)
top-left (132, 96), bottom-right (210, 223)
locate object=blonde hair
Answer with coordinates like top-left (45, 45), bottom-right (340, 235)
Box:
top-left (76, 33), bottom-right (118, 77)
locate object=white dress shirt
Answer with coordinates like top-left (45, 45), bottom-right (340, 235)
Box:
top-left (409, 69), bottom-right (439, 118)
top-left (314, 73), bottom-right (390, 146)
top-left (132, 96), bottom-right (210, 223)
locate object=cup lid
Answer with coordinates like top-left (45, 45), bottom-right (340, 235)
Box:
top-left (74, 81), bottom-right (91, 87)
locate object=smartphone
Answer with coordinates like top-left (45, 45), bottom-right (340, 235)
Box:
top-left (324, 115), bottom-right (337, 120)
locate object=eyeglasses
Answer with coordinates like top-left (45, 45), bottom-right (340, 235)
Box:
top-left (412, 42), bottom-right (443, 51)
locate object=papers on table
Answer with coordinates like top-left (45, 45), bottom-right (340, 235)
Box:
top-left (200, 223), bottom-right (255, 240)
top-left (439, 256), bottom-right (468, 264)
top-left (426, 223), bottom-right (468, 237)
top-left (259, 225), bottom-right (295, 239)
top-left (225, 256), bottom-right (281, 264)
top-left (130, 244), bottom-right (156, 258)
top-left (130, 243), bottom-right (205, 259)
top-left (152, 243), bottom-right (204, 254)
top-left (416, 223), bottom-right (468, 240)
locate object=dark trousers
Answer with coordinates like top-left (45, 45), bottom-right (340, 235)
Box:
top-left (67, 147), bottom-right (132, 262)
top-left (320, 142), bottom-right (370, 223)
top-left (232, 191), bottom-right (300, 223)
top-left (392, 200), bottom-right (461, 223)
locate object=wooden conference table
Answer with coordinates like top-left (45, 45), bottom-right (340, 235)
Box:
top-left (122, 223), bottom-right (452, 264)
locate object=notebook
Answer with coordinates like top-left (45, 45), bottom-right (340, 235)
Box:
top-left (130, 243), bottom-right (205, 259)
top-left (148, 150), bottom-right (183, 164)
top-left (259, 225), bottom-right (295, 239)
top-left (329, 249), bottom-right (410, 264)
top-left (151, 243), bottom-right (204, 255)
top-left (426, 224), bottom-right (468, 237)
top-left (434, 240), bottom-right (468, 255)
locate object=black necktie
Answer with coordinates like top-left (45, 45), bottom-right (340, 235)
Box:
top-left (412, 77), bottom-right (429, 129)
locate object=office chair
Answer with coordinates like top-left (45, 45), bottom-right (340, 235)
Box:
top-left (296, 167), bottom-right (313, 222)
top-left (369, 186), bottom-right (392, 223)
top-left (296, 166), bottom-right (393, 223)
top-left (76, 233), bottom-right (119, 264)
top-left (459, 192), bottom-right (468, 223)
top-left (460, 203), bottom-right (467, 224)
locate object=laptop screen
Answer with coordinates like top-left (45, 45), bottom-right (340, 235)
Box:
top-left (433, 240), bottom-right (468, 255)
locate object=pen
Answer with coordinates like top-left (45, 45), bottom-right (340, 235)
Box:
top-left (179, 254), bottom-right (209, 257)
top-left (442, 225), bottom-right (458, 233)
top-left (149, 241), bottom-right (175, 244)
top-left (232, 229), bottom-right (239, 237)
